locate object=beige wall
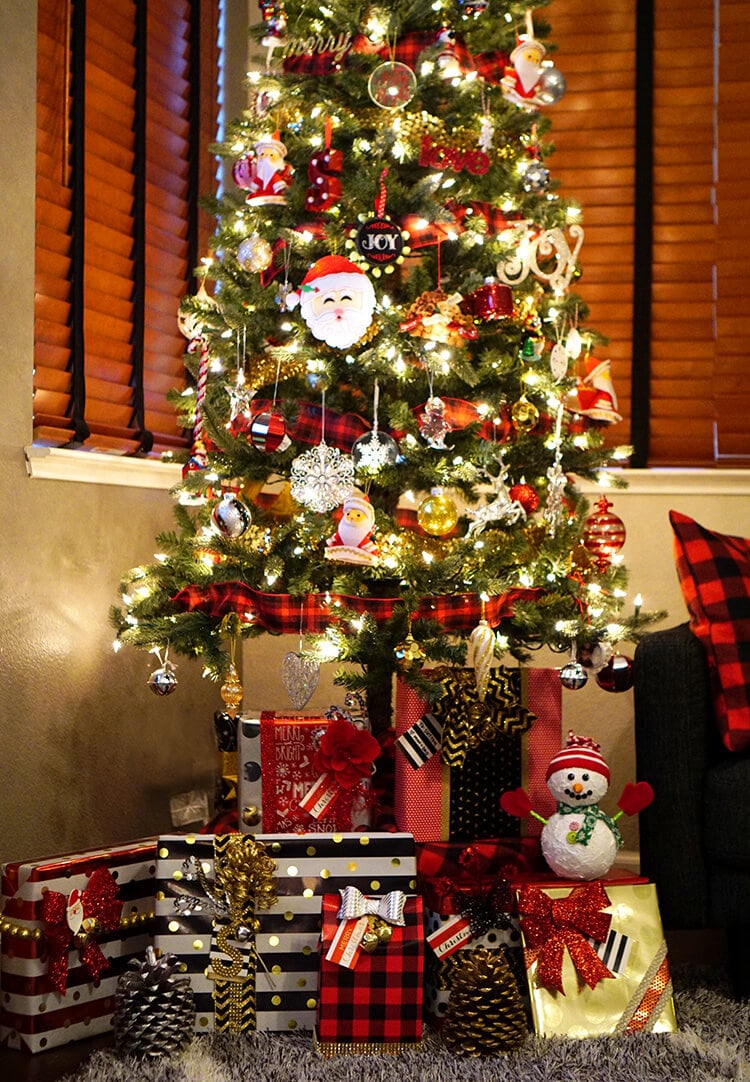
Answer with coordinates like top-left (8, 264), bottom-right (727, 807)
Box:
top-left (3, 4), bottom-right (750, 868)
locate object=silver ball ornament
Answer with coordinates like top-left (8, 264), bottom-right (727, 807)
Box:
top-left (523, 160), bottom-right (551, 193)
top-left (537, 65), bottom-right (567, 105)
top-left (211, 492), bottom-right (252, 539)
top-left (559, 661), bottom-right (588, 690)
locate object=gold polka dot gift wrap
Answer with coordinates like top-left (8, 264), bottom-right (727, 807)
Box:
top-left (153, 833), bottom-right (418, 1034)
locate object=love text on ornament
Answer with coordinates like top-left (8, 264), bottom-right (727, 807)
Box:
top-left (419, 135), bottom-right (490, 176)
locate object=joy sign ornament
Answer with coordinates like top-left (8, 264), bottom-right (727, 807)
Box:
top-left (496, 221), bottom-right (585, 293)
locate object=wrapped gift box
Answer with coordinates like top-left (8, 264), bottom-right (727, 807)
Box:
top-left (154, 831), bottom-right (417, 1034)
top-left (395, 667), bottom-right (561, 842)
top-left (239, 710), bottom-right (371, 833)
top-left (417, 839), bottom-right (540, 1028)
top-left (0, 839), bottom-right (157, 1053)
top-left (517, 880), bottom-right (678, 1037)
top-left (316, 892), bottom-right (424, 1054)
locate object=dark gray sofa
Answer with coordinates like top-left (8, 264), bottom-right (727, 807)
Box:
top-left (633, 622), bottom-right (750, 997)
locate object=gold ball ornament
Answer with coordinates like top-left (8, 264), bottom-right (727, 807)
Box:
top-left (511, 397), bottom-right (540, 433)
top-left (394, 633), bottom-right (426, 674)
top-left (242, 804), bottom-right (262, 827)
top-left (237, 233), bottom-right (273, 273)
top-left (417, 490), bottom-right (459, 536)
top-left (220, 662), bottom-right (244, 711)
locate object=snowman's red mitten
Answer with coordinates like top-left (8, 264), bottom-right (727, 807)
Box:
top-left (500, 787), bottom-right (533, 818)
top-left (617, 780), bottom-right (654, 816)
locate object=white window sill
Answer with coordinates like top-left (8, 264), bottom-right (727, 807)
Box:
top-left (24, 445), bottom-right (750, 496)
top-left (24, 445), bottom-right (182, 489)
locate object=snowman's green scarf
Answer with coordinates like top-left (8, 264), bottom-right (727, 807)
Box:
top-left (557, 802), bottom-right (623, 848)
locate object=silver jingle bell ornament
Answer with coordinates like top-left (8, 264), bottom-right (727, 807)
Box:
top-left (559, 660), bottom-right (588, 690)
top-left (148, 662), bottom-right (178, 696)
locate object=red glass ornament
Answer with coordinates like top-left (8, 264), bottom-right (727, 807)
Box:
top-left (583, 495), bottom-right (626, 568)
top-left (509, 482), bottom-right (540, 514)
top-left (460, 280), bottom-right (513, 322)
top-left (595, 653), bottom-right (634, 693)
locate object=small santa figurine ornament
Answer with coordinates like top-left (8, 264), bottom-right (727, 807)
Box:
top-left (570, 357), bottom-right (623, 424)
top-left (500, 732), bottom-right (654, 880)
top-left (325, 493), bottom-right (379, 566)
top-left (501, 35), bottom-right (546, 110)
top-left (243, 132), bottom-right (293, 206)
top-left (287, 255), bottom-right (377, 350)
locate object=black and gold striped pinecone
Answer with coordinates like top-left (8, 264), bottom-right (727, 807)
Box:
top-left (442, 946), bottom-right (528, 1056)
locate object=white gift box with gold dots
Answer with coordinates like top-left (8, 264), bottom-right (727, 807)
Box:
top-left (154, 833), bottom-right (417, 1033)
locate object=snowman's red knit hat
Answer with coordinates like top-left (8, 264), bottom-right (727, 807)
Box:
top-left (545, 731), bottom-right (610, 782)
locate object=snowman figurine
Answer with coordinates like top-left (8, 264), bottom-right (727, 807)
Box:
top-left (500, 731), bottom-right (654, 880)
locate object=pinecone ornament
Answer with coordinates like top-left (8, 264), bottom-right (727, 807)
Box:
top-left (114, 947), bottom-right (195, 1058)
top-left (442, 946), bottom-right (527, 1056)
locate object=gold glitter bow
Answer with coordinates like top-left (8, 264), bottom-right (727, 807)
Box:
top-left (430, 666), bottom-right (535, 768)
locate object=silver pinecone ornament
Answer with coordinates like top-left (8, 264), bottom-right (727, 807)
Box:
top-left (114, 946), bottom-right (194, 1058)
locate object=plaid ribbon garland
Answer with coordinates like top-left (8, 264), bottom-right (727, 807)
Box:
top-left (282, 30), bottom-right (508, 84)
top-left (171, 583), bottom-right (542, 633)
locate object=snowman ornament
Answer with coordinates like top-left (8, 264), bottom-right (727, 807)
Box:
top-left (501, 732), bottom-right (654, 880)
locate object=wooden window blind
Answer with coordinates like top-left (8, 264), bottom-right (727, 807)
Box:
top-left (33, 0), bottom-right (220, 456)
top-left (712, 0), bottom-right (750, 464)
top-left (648, 0), bottom-right (717, 465)
top-left (537, 0), bottom-right (637, 453)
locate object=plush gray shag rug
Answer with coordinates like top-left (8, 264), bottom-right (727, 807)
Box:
top-left (63, 968), bottom-right (749, 1082)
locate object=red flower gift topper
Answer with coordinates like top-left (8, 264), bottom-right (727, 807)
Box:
top-left (299, 715), bottom-right (380, 821)
top-left (313, 715), bottom-right (380, 788)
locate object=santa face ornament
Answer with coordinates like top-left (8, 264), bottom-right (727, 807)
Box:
top-left (288, 255), bottom-right (377, 350)
top-left (324, 493), bottom-right (379, 566)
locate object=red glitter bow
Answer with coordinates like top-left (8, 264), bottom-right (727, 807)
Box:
top-left (41, 867), bottom-right (123, 994)
top-left (517, 882), bottom-right (614, 995)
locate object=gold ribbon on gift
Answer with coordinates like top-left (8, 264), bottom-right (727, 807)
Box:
top-left (614, 939), bottom-right (674, 1034)
top-left (193, 834), bottom-right (277, 1034)
top-left (429, 666), bottom-right (535, 768)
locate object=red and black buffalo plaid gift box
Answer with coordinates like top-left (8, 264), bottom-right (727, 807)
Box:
top-left (0, 839), bottom-right (157, 1053)
top-left (316, 890), bottom-right (424, 1054)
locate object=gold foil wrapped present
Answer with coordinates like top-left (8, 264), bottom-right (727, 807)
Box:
top-left (518, 881), bottom-right (678, 1038)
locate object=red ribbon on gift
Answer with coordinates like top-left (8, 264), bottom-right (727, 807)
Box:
top-left (40, 867), bottom-right (123, 994)
top-left (518, 881), bottom-right (614, 995)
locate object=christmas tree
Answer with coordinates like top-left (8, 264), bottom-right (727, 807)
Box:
top-left (112, 0), bottom-right (657, 733)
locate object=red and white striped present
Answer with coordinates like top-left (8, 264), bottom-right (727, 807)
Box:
top-left (0, 839), bottom-right (157, 1053)
top-left (394, 667), bottom-right (561, 842)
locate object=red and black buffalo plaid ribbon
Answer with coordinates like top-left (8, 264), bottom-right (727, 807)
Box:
top-left (317, 893), bottom-right (424, 1048)
top-left (170, 584), bottom-right (542, 632)
top-left (283, 30), bottom-right (507, 84)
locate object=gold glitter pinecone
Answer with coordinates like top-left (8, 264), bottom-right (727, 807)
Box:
top-left (442, 946), bottom-right (527, 1056)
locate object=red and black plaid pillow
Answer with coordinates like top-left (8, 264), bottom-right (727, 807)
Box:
top-left (670, 510), bottom-right (750, 752)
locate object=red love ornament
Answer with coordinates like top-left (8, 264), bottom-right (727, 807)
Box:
top-left (517, 881), bottom-right (614, 995)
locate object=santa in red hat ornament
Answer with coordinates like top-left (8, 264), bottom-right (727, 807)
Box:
top-left (325, 492), bottom-right (379, 566)
top-left (237, 131), bottom-right (293, 206)
top-left (501, 732), bottom-right (654, 879)
top-left (287, 255), bottom-right (377, 350)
